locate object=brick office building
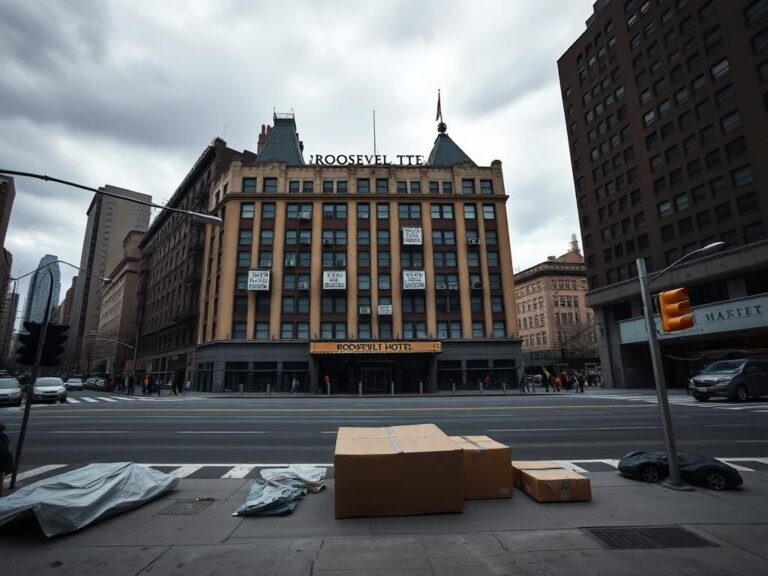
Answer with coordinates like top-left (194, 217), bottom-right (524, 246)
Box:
top-left (558, 0), bottom-right (768, 388)
top-left (193, 113), bottom-right (522, 394)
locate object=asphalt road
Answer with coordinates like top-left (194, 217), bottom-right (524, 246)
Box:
top-left (2, 391), bottom-right (767, 467)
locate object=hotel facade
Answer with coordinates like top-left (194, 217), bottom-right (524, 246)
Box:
top-left (193, 114), bottom-right (521, 394)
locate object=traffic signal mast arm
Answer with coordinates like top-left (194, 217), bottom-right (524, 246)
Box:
top-left (658, 288), bottom-right (694, 332)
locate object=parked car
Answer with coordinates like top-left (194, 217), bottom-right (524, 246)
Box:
top-left (33, 377), bottom-right (68, 403)
top-left (65, 377), bottom-right (84, 391)
top-left (0, 377), bottom-right (23, 406)
top-left (688, 358), bottom-right (768, 402)
top-left (618, 451), bottom-right (743, 490)
top-left (93, 378), bottom-right (107, 391)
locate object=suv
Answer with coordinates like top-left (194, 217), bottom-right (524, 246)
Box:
top-left (689, 359), bottom-right (768, 402)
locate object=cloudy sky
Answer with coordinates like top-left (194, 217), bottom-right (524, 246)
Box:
top-left (1, 0), bottom-right (594, 311)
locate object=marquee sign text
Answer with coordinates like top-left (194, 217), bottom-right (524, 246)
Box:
top-left (309, 154), bottom-right (425, 166)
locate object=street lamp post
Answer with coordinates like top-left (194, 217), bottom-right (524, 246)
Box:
top-left (636, 241), bottom-right (725, 489)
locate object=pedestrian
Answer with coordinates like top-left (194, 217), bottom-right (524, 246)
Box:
top-left (1, 422), bottom-right (13, 497)
top-left (185, 379), bottom-right (191, 392)
top-left (156, 376), bottom-right (162, 396)
top-left (142, 373), bottom-right (149, 396)
top-left (170, 375), bottom-right (177, 396)
top-left (483, 373), bottom-right (492, 390)
top-left (324, 373), bottom-right (331, 392)
top-left (578, 373), bottom-right (586, 393)
top-left (127, 374), bottom-right (135, 395)
top-left (291, 375), bottom-right (300, 395)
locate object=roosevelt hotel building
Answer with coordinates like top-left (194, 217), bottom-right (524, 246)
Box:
top-left (195, 113), bottom-right (521, 394)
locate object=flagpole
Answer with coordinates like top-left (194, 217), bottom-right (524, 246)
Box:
top-left (373, 110), bottom-right (377, 157)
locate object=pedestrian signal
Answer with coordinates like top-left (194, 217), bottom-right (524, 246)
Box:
top-left (16, 321), bottom-right (42, 366)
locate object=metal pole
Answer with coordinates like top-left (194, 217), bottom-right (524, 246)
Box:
top-left (11, 269), bottom-right (54, 489)
top-left (636, 257), bottom-right (684, 488)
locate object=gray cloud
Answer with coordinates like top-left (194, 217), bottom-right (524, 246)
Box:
top-left (2, 0), bottom-right (595, 308)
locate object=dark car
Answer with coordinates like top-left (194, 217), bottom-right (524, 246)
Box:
top-left (688, 358), bottom-right (768, 402)
top-left (618, 451), bottom-right (743, 490)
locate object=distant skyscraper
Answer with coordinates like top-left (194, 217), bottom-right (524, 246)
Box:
top-left (22, 255), bottom-right (61, 324)
top-left (0, 290), bottom-right (19, 358)
top-left (68, 186), bottom-right (151, 371)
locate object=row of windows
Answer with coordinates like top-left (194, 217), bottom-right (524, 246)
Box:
top-left (239, 202), bottom-right (497, 221)
top-left (238, 177), bottom-right (496, 196)
top-left (231, 320), bottom-right (507, 341)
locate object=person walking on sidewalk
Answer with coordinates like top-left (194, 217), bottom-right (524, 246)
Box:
top-left (291, 375), bottom-right (300, 395)
top-left (0, 422), bottom-right (13, 497)
top-left (577, 372), bottom-right (586, 394)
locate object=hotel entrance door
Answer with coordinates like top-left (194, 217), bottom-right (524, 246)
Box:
top-left (361, 367), bottom-right (392, 394)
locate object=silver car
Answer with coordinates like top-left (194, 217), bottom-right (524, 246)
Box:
top-left (65, 377), bottom-right (84, 391)
top-left (689, 359), bottom-right (768, 402)
top-left (33, 377), bottom-right (68, 403)
top-left (0, 377), bottom-right (23, 406)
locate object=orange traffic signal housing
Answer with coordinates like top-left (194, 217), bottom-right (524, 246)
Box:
top-left (658, 288), bottom-right (694, 332)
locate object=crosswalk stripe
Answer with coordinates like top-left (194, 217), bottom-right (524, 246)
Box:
top-left (96, 397), bottom-right (118, 402)
top-left (81, 397), bottom-right (99, 403)
top-left (221, 465), bottom-right (257, 478)
top-left (169, 465), bottom-right (205, 478)
top-left (2, 464), bottom-right (67, 486)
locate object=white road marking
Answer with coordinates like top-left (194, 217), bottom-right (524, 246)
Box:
top-left (81, 397), bottom-right (99, 403)
top-left (66, 398), bottom-right (81, 404)
top-left (169, 465), bottom-right (204, 478)
top-left (177, 431), bottom-right (267, 434)
top-left (221, 465), bottom-right (257, 478)
top-left (2, 464), bottom-right (67, 486)
top-left (552, 460), bottom-right (589, 473)
top-left (96, 397), bottom-right (119, 402)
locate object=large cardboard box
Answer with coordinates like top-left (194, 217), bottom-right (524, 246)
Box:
top-left (511, 460), bottom-right (563, 489)
top-left (334, 424), bottom-right (464, 518)
top-left (450, 436), bottom-right (513, 500)
top-left (520, 469), bottom-right (592, 503)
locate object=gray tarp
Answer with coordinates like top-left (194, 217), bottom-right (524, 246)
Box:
top-left (233, 465), bottom-right (326, 517)
top-left (0, 463), bottom-right (178, 537)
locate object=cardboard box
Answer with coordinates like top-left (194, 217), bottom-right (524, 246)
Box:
top-left (520, 469), bottom-right (592, 503)
top-left (511, 460), bottom-right (563, 489)
top-left (450, 436), bottom-right (513, 500)
top-left (334, 424), bottom-right (464, 518)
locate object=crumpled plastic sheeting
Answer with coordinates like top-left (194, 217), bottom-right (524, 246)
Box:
top-left (0, 463), bottom-right (178, 537)
top-left (233, 465), bottom-right (326, 517)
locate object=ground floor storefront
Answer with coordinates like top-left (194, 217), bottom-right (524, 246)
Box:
top-left (192, 338), bottom-right (523, 394)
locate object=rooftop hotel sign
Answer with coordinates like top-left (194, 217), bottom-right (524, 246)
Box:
top-left (309, 154), bottom-right (425, 166)
top-left (310, 341), bottom-right (442, 354)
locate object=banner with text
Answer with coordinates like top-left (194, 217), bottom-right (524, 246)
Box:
top-left (310, 341), bottom-right (442, 354)
top-left (248, 270), bottom-right (270, 291)
top-left (323, 270), bottom-right (347, 289)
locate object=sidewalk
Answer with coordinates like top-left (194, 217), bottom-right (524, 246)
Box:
top-left (2, 471), bottom-right (766, 575)
top-left (179, 385), bottom-right (685, 400)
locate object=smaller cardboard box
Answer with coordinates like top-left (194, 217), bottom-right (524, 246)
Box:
top-left (510, 460), bottom-right (563, 489)
top-left (450, 436), bottom-right (513, 500)
top-left (520, 469), bottom-right (592, 503)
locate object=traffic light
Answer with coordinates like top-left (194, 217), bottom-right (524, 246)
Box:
top-left (41, 324), bottom-right (69, 367)
top-left (16, 321), bottom-right (42, 366)
top-left (14, 322), bottom-right (69, 366)
top-left (658, 288), bottom-right (694, 332)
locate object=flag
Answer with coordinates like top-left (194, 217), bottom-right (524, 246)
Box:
top-left (435, 91), bottom-right (442, 122)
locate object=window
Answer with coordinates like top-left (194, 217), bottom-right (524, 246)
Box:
top-left (255, 322), bottom-right (269, 340)
top-left (482, 204), bottom-right (495, 220)
top-left (744, 221), bottom-right (767, 243)
top-left (357, 179), bottom-right (370, 194)
top-left (692, 184), bottom-right (708, 204)
top-left (377, 229), bottom-right (390, 245)
top-left (321, 296), bottom-right (346, 314)
top-left (240, 203), bottom-right (254, 218)
top-left (376, 203), bottom-right (389, 219)
top-left (378, 250), bottom-right (391, 266)
top-left (710, 176), bottom-right (727, 197)
top-left (400, 251), bottom-right (423, 268)
top-left (430, 204), bottom-right (454, 219)
top-left (323, 203), bottom-right (347, 218)
top-left (258, 251), bottom-right (272, 268)
top-left (260, 229), bottom-right (274, 245)
top-left (705, 149), bottom-right (721, 169)
top-left (715, 202), bottom-right (733, 221)
top-left (410, 181), bottom-right (421, 194)
top-left (289, 180), bottom-right (300, 194)
top-left (358, 251), bottom-right (370, 267)
top-left (433, 251), bottom-right (457, 267)
top-left (262, 202), bottom-right (275, 219)
top-left (357, 203), bottom-right (369, 219)
top-left (726, 137), bottom-right (747, 160)
top-left (238, 251), bottom-right (251, 267)
top-left (746, 0), bottom-right (768, 24)
top-left (429, 181), bottom-right (439, 194)
top-left (376, 178), bottom-right (389, 194)
top-left (737, 192), bottom-right (759, 214)
top-left (320, 322), bottom-right (346, 340)
top-left (263, 178), bottom-right (277, 193)
top-left (378, 274), bottom-right (391, 290)
top-left (337, 180), bottom-right (348, 194)
top-left (480, 180), bottom-right (493, 194)
top-left (710, 58), bottom-right (730, 80)
top-left (732, 165), bottom-right (755, 187)
top-left (239, 229), bottom-right (253, 245)
top-left (397, 181), bottom-right (407, 194)
top-left (658, 200), bottom-right (673, 218)
top-left (691, 75), bottom-right (706, 94)
top-left (643, 110), bottom-right (656, 126)
top-left (323, 181), bottom-right (334, 194)
top-left (696, 210), bottom-right (712, 228)
top-left (242, 177), bottom-right (257, 193)
top-left (721, 111), bottom-right (742, 133)
top-left (234, 296), bottom-right (248, 314)
top-left (398, 203), bottom-right (421, 219)
top-left (358, 274), bottom-right (371, 290)
top-left (442, 181), bottom-right (453, 195)
top-left (753, 27), bottom-right (768, 54)
top-left (287, 203), bottom-right (312, 219)
top-left (357, 229), bottom-right (370, 245)
top-left (236, 273), bottom-right (248, 290)
top-left (462, 179), bottom-right (475, 194)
